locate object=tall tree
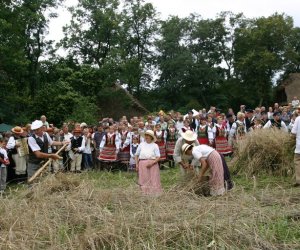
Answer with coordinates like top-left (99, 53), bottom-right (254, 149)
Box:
top-left (61, 0), bottom-right (120, 68)
top-left (234, 13), bottom-right (294, 106)
top-left (119, 0), bottom-right (158, 94)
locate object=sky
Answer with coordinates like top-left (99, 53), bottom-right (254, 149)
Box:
top-left (48, 0), bottom-right (300, 44)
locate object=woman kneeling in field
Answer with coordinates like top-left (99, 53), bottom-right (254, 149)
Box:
top-left (135, 130), bottom-right (162, 195)
top-left (182, 143), bottom-right (225, 196)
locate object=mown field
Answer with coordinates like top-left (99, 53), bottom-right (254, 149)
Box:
top-left (1, 167), bottom-right (300, 250)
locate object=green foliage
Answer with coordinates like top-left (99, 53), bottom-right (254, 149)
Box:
top-left (1, 1), bottom-right (300, 125)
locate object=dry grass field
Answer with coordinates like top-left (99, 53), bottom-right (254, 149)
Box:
top-left (0, 167), bottom-right (300, 250)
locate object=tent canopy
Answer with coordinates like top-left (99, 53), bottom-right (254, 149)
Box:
top-left (0, 123), bottom-right (13, 133)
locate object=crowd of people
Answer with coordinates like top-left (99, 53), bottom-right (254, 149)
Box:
top-left (1, 98), bottom-right (300, 196)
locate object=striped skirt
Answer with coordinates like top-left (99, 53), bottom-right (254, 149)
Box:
top-left (98, 145), bottom-right (118, 162)
top-left (118, 145), bottom-right (130, 162)
top-left (166, 141), bottom-right (176, 156)
top-left (215, 136), bottom-right (232, 155)
top-left (207, 150), bottom-right (225, 196)
top-left (198, 137), bottom-right (209, 145)
top-left (156, 141), bottom-right (166, 160)
top-left (138, 159), bottom-right (162, 195)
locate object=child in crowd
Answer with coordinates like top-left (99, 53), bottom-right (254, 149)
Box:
top-left (0, 136), bottom-right (10, 195)
top-left (129, 137), bottom-right (139, 171)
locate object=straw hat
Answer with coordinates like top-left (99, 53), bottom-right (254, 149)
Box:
top-left (181, 130), bottom-right (197, 142)
top-left (73, 128), bottom-right (82, 134)
top-left (46, 127), bottom-right (54, 133)
top-left (11, 126), bottom-right (24, 134)
top-left (144, 130), bottom-right (156, 142)
top-left (80, 122), bottom-right (87, 128)
top-left (31, 120), bottom-right (43, 130)
top-left (182, 143), bottom-right (193, 153)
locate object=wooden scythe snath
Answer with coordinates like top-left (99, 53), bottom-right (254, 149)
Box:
top-left (28, 144), bottom-right (67, 183)
top-left (114, 81), bottom-right (150, 114)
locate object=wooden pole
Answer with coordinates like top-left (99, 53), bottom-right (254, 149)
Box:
top-left (28, 144), bottom-right (67, 183)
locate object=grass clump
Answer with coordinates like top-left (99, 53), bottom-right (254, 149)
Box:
top-left (231, 128), bottom-right (295, 177)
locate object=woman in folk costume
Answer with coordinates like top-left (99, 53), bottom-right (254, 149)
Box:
top-left (178, 119), bottom-right (192, 137)
top-left (98, 126), bottom-right (120, 162)
top-left (166, 122), bottom-right (177, 156)
top-left (207, 116), bottom-right (216, 147)
top-left (197, 117), bottom-right (209, 145)
top-left (154, 124), bottom-right (167, 161)
top-left (118, 125), bottom-right (130, 163)
top-left (166, 122), bottom-right (177, 167)
top-left (250, 118), bottom-right (263, 131)
top-left (215, 116), bottom-right (232, 156)
top-left (229, 112), bottom-right (247, 147)
top-left (182, 143), bottom-right (225, 196)
top-left (135, 130), bottom-right (162, 195)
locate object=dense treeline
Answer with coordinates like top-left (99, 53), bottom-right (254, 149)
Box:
top-left (1, 0), bottom-right (300, 125)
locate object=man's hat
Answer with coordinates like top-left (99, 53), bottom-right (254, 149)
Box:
top-left (47, 127), bottom-right (54, 133)
top-left (31, 120), bottom-right (43, 130)
top-left (182, 130), bottom-right (197, 142)
top-left (73, 128), bottom-right (82, 134)
top-left (11, 126), bottom-right (24, 134)
top-left (273, 111), bottom-right (281, 117)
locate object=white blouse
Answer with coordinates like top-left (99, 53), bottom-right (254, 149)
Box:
top-left (192, 145), bottom-right (215, 160)
top-left (135, 142), bottom-right (160, 160)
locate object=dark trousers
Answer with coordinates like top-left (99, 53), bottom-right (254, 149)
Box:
top-left (220, 154), bottom-right (234, 189)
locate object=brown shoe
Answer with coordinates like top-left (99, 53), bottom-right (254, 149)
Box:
top-left (293, 183), bottom-right (300, 187)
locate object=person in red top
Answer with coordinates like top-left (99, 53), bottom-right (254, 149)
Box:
top-left (154, 124), bottom-right (167, 161)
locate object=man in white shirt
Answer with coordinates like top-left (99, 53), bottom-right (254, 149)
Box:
top-left (291, 107), bottom-right (300, 187)
top-left (173, 130), bottom-right (199, 174)
top-left (27, 120), bottom-right (67, 179)
top-left (6, 126), bottom-right (27, 175)
top-left (263, 112), bottom-right (288, 132)
top-left (67, 128), bottom-right (86, 173)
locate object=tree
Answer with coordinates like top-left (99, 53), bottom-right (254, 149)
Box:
top-left (119, 0), bottom-right (158, 94)
top-left (234, 13), bottom-right (294, 106)
top-left (61, 0), bottom-right (121, 68)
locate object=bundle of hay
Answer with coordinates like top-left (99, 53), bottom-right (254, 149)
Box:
top-left (177, 171), bottom-right (210, 196)
top-left (232, 128), bottom-right (295, 176)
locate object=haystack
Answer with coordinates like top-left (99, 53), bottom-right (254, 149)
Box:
top-left (231, 128), bottom-right (295, 176)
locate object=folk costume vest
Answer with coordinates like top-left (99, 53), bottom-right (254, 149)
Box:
top-left (198, 125), bottom-right (208, 138)
top-left (166, 128), bottom-right (176, 141)
top-left (28, 134), bottom-right (49, 164)
top-left (270, 119), bottom-right (282, 129)
top-left (71, 136), bottom-right (83, 154)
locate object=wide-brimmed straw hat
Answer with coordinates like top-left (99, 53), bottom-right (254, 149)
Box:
top-left (11, 126), bottom-right (24, 134)
top-left (182, 130), bottom-right (197, 141)
top-left (144, 130), bottom-right (156, 142)
top-left (31, 120), bottom-right (43, 130)
top-left (182, 143), bottom-right (193, 153)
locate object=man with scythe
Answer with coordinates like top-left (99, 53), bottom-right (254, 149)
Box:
top-left (27, 120), bottom-right (69, 180)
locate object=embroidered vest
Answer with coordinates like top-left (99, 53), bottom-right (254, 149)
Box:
top-left (197, 125), bottom-right (208, 138)
top-left (105, 134), bottom-right (116, 146)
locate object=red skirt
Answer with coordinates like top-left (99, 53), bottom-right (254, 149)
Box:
top-left (98, 145), bottom-right (118, 162)
top-left (215, 136), bottom-right (232, 155)
top-left (118, 145), bottom-right (130, 162)
top-left (166, 141), bottom-right (176, 156)
top-left (198, 137), bottom-right (209, 145)
top-left (156, 141), bottom-right (166, 160)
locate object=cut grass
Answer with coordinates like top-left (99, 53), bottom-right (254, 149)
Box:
top-left (0, 167), bottom-right (300, 249)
